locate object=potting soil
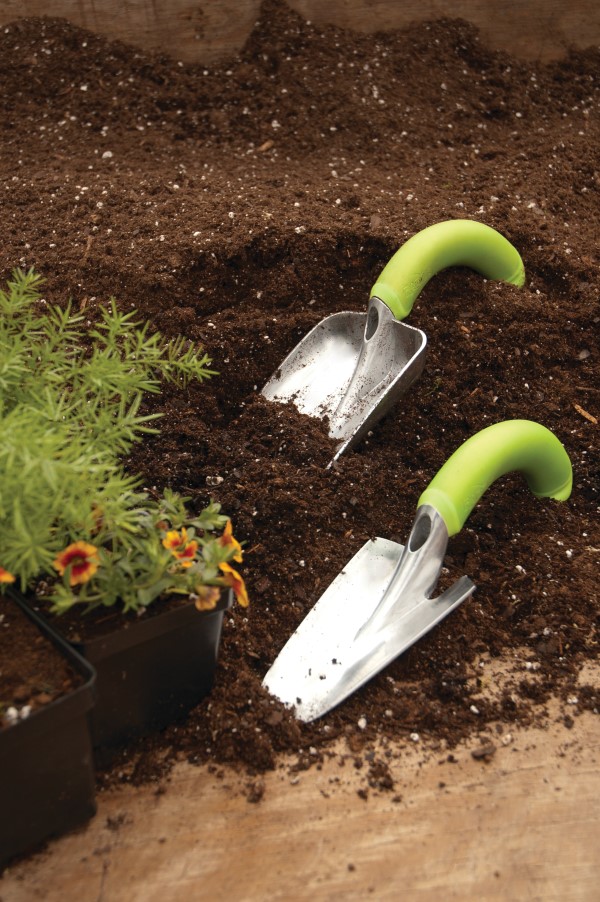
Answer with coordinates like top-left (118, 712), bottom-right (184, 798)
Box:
top-left (0, 1), bottom-right (597, 792)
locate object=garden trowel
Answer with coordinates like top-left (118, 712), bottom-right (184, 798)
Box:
top-left (263, 420), bottom-right (572, 721)
top-left (262, 220), bottom-right (525, 461)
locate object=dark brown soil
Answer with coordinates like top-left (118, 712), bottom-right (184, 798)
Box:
top-left (0, 2), bottom-right (597, 787)
top-left (0, 600), bottom-right (81, 729)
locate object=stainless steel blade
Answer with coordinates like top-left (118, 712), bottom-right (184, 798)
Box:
top-left (262, 537), bottom-right (403, 709)
top-left (288, 576), bottom-right (475, 722)
top-left (262, 298), bottom-right (426, 458)
top-left (262, 311), bottom-right (366, 422)
top-left (262, 506), bottom-right (476, 722)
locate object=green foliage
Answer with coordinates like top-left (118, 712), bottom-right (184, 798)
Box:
top-left (0, 269), bottom-right (215, 455)
top-left (48, 489), bottom-right (244, 615)
top-left (0, 268), bottom-right (245, 614)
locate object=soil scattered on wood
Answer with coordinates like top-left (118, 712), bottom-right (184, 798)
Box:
top-left (0, 1), bottom-right (597, 792)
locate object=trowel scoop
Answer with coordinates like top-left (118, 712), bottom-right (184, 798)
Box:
top-left (263, 420), bottom-right (572, 721)
top-left (262, 220), bottom-right (525, 461)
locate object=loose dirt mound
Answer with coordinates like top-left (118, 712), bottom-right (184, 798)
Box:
top-left (0, 1), bottom-right (597, 787)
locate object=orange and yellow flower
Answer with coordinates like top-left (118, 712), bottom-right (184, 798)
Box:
top-left (218, 519), bottom-right (243, 563)
top-left (162, 528), bottom-right (198, 568)
top-left (162, 527), bottom-right (190, 552)
top-left (0, 567), bottom-right (15, 584)
top-left (53, 542), bottom-right (99, 586)
top-left (192, 585), bottom-right (221, 612)
top-left (219, 561), bottom-right (249, 608)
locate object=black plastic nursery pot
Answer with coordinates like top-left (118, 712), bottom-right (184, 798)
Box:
top-left (0, 594), bottom-right (97, 869)
top-left (64, 591), bottom-right (233, 759)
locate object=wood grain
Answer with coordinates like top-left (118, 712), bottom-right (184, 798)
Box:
top-left (0, 0), bottom-right (598, 63)
top-left (2, 707), bottom-right (599, 901)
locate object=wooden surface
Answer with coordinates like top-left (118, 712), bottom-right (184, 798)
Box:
top-left (0, 0), bottom-right (599, 62)
top-left (2, 700), bottom-right (599, 900)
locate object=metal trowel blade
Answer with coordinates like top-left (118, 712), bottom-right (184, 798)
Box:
top-left (262, 302), bottom-right (426, 457)
top-left (262, 311), bottom-right (367, 422)
top-left (262, 538), bottom-right (402, 717)
top-left (262, 538), bottom-right (475, 722)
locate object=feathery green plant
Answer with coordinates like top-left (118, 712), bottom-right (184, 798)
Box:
top-left (0, 269), bottom-right (248, 613)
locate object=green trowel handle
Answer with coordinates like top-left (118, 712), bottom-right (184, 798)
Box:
top-left (418, 420), bottom-right (572, 537)
top-left (370, 219), bottom-right (525, 320)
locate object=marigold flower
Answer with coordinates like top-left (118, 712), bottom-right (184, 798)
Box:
top-left (162, 528), bottom-right (198, 567)
top-left (0, 567), bottom-right (15, 584)
top-left (162, 528), bottom-right (189, 551)
top-left (218, 519), bottom-right (243, 563)
top-left (53, 541), bottom-right (99, 586)
top-left (219, 561), bottom-right (249, 608)
top-left (176, 541), bottom-right (198, 567)
top-left (192, 585), bottom-right (221, 612)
